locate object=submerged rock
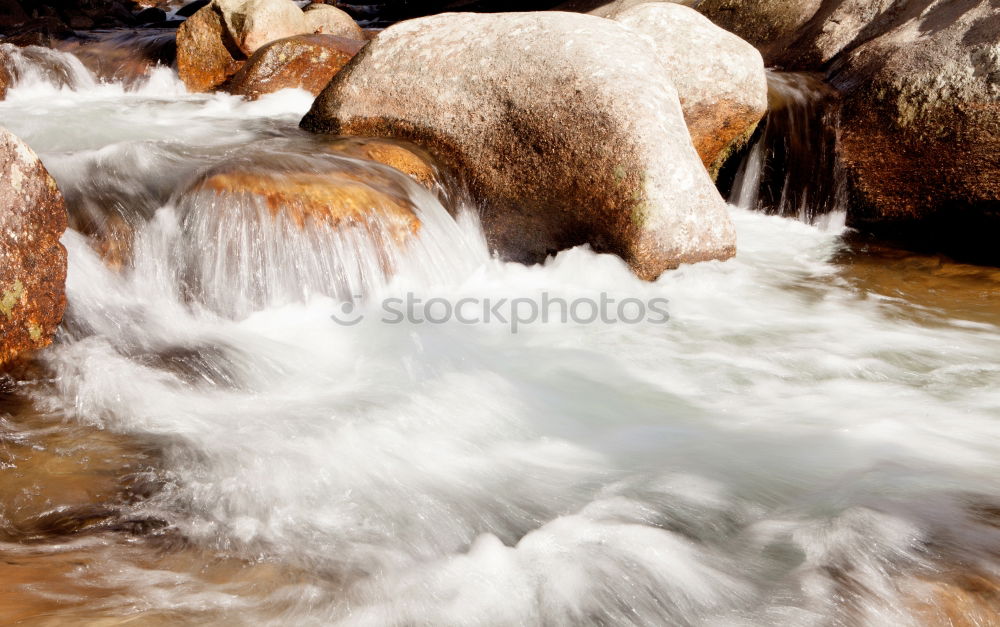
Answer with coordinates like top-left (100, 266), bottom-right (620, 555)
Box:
top-left (180, 162), bottom-right (422, 316)
top-left (224, 33), bottom-right (363, 100)
top-left (302, 11), bottom-right (736, 279)
top-left (613, 3), bottom-right (767, 174)
top-left (194, 169), bottom-right (420, 239)
top-left (0, 127), bottom-right (67, 366)
top-left (323, 137), bottom-right (439, 189)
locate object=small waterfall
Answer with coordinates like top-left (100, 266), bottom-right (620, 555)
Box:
top-left (727, 71), bottom-right (846, 224)
top-left (55, 29), bottom-right (177, 86)
top-left (0, 42), bottom-right (96, 92)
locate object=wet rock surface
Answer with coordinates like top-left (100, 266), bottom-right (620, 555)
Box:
top-left (0, 127), bottom-right (67, 367)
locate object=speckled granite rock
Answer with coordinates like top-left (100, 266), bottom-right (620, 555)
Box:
top-left (224, 34), bottom-right (363, 99)
top-left (302, 11), bottom-right (736, 279)
top-left (614, 3), bottom-right (767, 174)
top-left (0, 127), bottom-right (67, 366)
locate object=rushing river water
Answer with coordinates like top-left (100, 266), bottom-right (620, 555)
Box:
top-left (1, 44), bottom-right (1000, 626)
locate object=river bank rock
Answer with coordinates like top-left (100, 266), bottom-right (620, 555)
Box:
top-left (830, 0), bottom-right (1000, 263)
top-left (0, 127), bottom-right (67, 367)
top-left (224, 34), bottom-right (362, 99)
top-left (613, 3), bottom-right (766, 174)
top-left (302, 11), bottom-right (736, 279)
top-left (177, 0), bottom-right (363, 92)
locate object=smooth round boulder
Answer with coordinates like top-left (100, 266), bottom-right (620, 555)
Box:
top-left (224, 34), bottom-right (363, 100)
top-left (215, 0), bottom-right (307, 56)
top-left (0, 127), bottom-right (67, 366)
top-left (302, 11), bottom-right (736, 280)
top-left (303, 3), bottom-right (363, 40)
top-left (614, 3), bottom-right (767, 174)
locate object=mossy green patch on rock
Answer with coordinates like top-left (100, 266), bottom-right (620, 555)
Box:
top-left (1, 280), bottom-right (25, 319)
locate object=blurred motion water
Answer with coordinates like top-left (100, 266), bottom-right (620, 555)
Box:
top-left (1, 46), bottom-right (999, 626)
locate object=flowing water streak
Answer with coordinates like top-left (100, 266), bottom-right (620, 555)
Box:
top-left (1, 46), bottom-right (1000, 625)
top-left (729, 71), bottom-right (847, 227)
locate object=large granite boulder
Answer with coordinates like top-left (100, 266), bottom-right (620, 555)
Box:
top-left (0, 127), bottom-right (67, 366)
top-left (302, 11), bottom-right (736, 279)
top-left (613, 3), bottom-right (767, 174)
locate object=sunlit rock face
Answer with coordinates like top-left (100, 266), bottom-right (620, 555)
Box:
top-left (613, 3), bottom-right (767, 175)
top-left (0, 126), bottom-right (67, 366)
top-left (302, 11), bottom-right (736, 280)
top-left (224, 33), bottom-right (363, 100)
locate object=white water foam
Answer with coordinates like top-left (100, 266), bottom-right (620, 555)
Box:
top-left (2, 46), bottom-right (1000, 625)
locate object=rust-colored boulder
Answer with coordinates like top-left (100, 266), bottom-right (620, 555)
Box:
top-left (176, 3), bottom-right (245, 92)
top-left (0, 127), bottom-right (67, 367)
top-left (224, 34), bottom-right (363, 100)
top-left (303, 3), bottom-right (363, 40)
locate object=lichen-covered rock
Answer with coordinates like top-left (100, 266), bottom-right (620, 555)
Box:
top-left (831, 0), bottom-right (1000, 262)
top-left (176, 3), bottom-right (245, 92)
top-left (0, 127), bottom-right (67, 366)
top-left (303, 3), bottom-right (363, 40)
top-left (224, 34), bottom-right (363, 100)
top-left (215, 0), bottom-right (307, 56)
top-left (302, 11), bottom-right (736, 279)
top-left (614, 3), bottom-right (767, 174)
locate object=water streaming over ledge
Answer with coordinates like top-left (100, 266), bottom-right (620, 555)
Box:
top-left (1, 45), bottom-right (1000, 625)
top-left (728, 71), bottom-right (847, 227)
